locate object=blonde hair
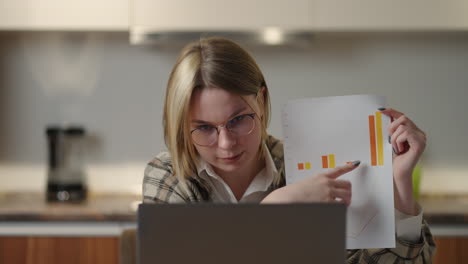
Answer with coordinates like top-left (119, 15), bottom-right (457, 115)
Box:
top-left (163, 37), bottom-right (273, 183)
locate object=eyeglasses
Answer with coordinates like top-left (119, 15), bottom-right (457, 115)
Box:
top-left (190, 113), bottom-right (256, 146)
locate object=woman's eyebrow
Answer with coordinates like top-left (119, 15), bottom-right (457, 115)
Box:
top-left (228, 107), bottom-right (247, 119)
top-left (191, 106), bottom-right (247, 124)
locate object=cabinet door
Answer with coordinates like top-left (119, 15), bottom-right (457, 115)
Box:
top-left (133, 0), bottom-right (313, 31)
top-left (433, 237), bottom-right (468, 264)
top-left (310, 0), bottom-right (468, 30)
top-left (0, 237), bottom-right (119, 264)
top-left (0, 237), bottom-right (28, 263)
top-left (0, 0), bottom-right (128, 31)
top-left (132, 0), bottom-right (468, 32)
top-left (433, 238), bottom-right (458, 264)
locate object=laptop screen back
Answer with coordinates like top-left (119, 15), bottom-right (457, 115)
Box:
top-left (138, 203), bottom-right (346, 264)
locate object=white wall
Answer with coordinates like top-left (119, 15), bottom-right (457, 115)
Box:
top-left (0, 32), bottom-right (467, 194)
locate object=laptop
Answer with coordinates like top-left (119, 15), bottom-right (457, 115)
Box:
top-left (137, 203), bottom-right (346, 264)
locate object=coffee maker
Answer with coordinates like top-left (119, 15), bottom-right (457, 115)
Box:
top-left (46, 126), bottom-right (87, 202)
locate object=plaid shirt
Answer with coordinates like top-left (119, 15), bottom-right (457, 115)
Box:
top-left (143, 135), bottom-right (436, 263)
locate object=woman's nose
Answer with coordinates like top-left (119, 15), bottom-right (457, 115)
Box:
top-left (217, 127), bottom-right (236, 149)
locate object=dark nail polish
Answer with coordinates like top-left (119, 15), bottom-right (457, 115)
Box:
top-left (378, 107), bottom-right (386, 111)
top-left (388, 136), bottom-right (391, 144)
top-left (352, 160), bottom-right (361, 166)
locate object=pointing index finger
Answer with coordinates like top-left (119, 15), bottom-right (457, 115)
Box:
top-left (325, 161), bottom-right (361, 179)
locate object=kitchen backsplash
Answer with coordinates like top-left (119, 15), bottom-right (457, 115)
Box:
top-left (0, 32), bottom-right (467, 194)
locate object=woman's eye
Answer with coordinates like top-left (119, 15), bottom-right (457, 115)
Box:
top-left (230, 115), bottom-right (245, 124)
top-left (197, 125), bottom-right (214, 131)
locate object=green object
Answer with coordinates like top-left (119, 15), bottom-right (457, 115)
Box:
top-left (412, 165), bottom-right (422, 200)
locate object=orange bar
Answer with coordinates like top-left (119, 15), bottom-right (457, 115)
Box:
top-left (322, 156), bottom-right (328, 168)
top-left (298, 163), bottom-right (304, 170)
top-left (369, 115), bottom-right (377, 166)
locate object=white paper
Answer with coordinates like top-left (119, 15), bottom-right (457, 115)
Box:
top-left (282, 94), bottom-right (395, 249)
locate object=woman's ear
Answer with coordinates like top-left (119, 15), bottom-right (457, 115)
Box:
top-left (256, 86), bottom-right (267, 118)
top-left (256, 86), bottom-right (266, 104)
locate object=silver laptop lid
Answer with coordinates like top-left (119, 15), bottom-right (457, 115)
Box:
top-left (138, 203), bottom-right (346, 264)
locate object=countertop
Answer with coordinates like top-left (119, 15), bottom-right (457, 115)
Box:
top-left (0, 192), bottom-right (139, 222)
top-left (0, 192), bottom-right (468, 225)
top-left (418, 195), bottom-right (468, 225)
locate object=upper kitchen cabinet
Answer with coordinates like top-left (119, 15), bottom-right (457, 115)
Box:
top-left (130, 0), bottom-right (315, 45)
top-left (310, 0), bottom-right (468, 31)
top-left (131, 0), bottom-right (313, 31)
top-left (131, 0), bottom-right (468, 43)
top-left (0, 0), bottom-right (129, 31)
top-left (2, 0), bottom-right (467, 32)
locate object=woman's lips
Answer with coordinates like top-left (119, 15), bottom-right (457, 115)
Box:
top-left (219, 152), bottom-right (243, 162)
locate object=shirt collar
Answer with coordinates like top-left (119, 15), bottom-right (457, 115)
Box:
top-left (197, 144), bottom-right (278, 195)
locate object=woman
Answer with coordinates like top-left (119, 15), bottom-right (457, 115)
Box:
top-left (143, 37), bottom-right (435, 263)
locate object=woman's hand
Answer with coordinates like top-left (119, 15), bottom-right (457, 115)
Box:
top-left (262, 162), bottom-right (360, 205)
top-left (380, 108), bottom-right (426, 216)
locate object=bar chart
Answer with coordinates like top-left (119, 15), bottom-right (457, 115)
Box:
top-left (295, 110), bottom-right (385, 172)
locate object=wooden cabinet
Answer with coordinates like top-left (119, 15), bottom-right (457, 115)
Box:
top-left (0, 237), bottom-right (119, 264)
top-left (0, 0), bottom-right (128, 31)
top-left (1, 235), bottom-right (467, 263)
top-left (434, 238), bottom-right (468, 264)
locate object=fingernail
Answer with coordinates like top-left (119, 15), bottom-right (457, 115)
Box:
top-left (378, 107), bottom-right (386, 111)
top-left (393, 147), bottom-right (399, 155)
top-left (351, 160), bottom-right (361, 166)
top-left (388, 136), bottom-right (391, 144)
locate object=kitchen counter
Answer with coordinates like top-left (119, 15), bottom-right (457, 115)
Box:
top-left (1, 192), bottom-right (467, 224)
top-left (419, 195), bottom-right (468, 225)
top-left (0, 192), bottom-right (139, 222)
top-left (1, 192), bottom-right (468, 236)
top-left (0, 192), bottom-right (139, 236)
